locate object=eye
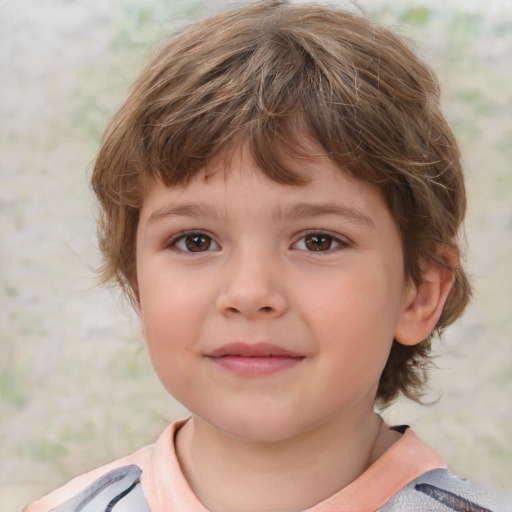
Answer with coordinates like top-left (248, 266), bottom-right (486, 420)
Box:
top-left (171, 232), bottom-right (219, 253)
top-left (293, 232), bottom-right (347, 252)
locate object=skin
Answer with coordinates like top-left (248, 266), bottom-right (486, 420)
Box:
top-left (135, 144), bottom-right (453, 511)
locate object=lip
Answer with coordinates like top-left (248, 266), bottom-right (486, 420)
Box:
top-left (207, 342), bottom-right (301, 358)
top-left (205, 342), bottom-right (304, 376)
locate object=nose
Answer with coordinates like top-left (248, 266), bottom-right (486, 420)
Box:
top-left (216, 251), bottom-right (288, 320)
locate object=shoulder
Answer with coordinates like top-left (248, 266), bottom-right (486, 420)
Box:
top-left (24, 420), bottom-right (190, 512)
top-left (24, 465), bottom-right (149, 512)
top-left (23, 442), bottom-right (155, 512)
top-left (378, 468), bottom-right (511, 512)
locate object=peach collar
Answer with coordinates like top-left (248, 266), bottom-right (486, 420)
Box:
top-left (150, 420), bottom-right (445, 511)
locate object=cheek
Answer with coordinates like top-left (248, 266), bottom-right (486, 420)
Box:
top-left (138, 266), bottom-right (219, 379)
top-left (308, 265), bottom-right (401, 329)
top-left (308, 267), bottom-right (400, 371)
top-left (138, 270), bottom-right (199, 352)
top-left (141, 292), bottom-right (197, 346)
top-left (139, 287), bottom-right (199, 396)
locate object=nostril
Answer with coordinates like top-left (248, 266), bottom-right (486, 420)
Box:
top-left (216, 293), bottom-right (287, 318)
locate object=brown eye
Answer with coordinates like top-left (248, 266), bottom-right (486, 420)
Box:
top-left (185, 234), bottom-right (212, 252)
top-left (172, 232), bottom-right (218, 252)
top-left (293, 232), bottom-right (347, 253)
top-left (304, 234), bottom-right (334, 251)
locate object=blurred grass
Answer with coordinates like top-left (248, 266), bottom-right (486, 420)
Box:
top-left (1, 0), bottom-right (511, 509)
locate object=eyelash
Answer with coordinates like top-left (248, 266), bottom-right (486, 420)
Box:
top-left (292, 230), bottom-right (350, 253)
top-left (166, 231), bottom-right (220, 253)
top-left (166, 230), bottom-right (350, 254)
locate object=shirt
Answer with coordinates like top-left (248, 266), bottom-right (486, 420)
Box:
top-left (24, 419), bottom-right (453, 511)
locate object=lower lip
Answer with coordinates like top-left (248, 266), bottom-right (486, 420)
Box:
top-left (207, 356), bottom-right (304, 376)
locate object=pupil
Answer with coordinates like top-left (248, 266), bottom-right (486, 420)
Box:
top-left (186, 234), bottom-right (211, 252)
top-left (305, 234), bottom-right (332, 251)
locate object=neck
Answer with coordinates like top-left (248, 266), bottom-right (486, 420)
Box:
top-left (175, 411), bottom-right (397, 512)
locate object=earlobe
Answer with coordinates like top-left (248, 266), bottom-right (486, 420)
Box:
top-left (129, 275), bottom-right (141, 316)
top-left (395, 246), bottom-right (457, 346)
top-left (134, 300), bottom-right (142, 317)
top-left (132, 300), bottom-right (147, 341)
top-left (129, 274), bottom-right (147, 339)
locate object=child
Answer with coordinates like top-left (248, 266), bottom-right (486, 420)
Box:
top-left (25, 1), bottom-right (508, 510)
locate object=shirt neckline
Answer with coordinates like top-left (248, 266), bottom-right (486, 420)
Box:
top-left (151, 419), bottom-right (445, 511)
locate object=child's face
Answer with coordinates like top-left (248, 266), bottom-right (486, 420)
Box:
top-left (136, 145), bottom-right (413, 441)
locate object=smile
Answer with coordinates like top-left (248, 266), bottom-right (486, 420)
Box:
top-left (205, 342), bottom-right (305, 376)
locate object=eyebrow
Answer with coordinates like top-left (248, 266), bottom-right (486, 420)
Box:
top-left (274, 202), bottom-right (375, 228)
top-left (146, 201), bottom-right (374, 228)
top-left (146, 203), bottom-right (221, 225)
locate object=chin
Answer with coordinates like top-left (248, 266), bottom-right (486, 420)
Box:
top-left (203, 410), bottom-right (315, 444)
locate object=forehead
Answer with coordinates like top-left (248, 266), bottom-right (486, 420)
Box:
top-left (138, 143), bottom-right (391, 231)
top-left (142, 137), bottom-right (359, 196)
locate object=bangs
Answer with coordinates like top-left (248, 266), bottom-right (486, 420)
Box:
top-left (126, 19), bottom-right (378, 189)
top-left (123, 6), bottom-right (439, 194)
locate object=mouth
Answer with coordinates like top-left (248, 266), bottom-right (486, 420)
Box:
top-left (205, 342), bottom-right (304, 376)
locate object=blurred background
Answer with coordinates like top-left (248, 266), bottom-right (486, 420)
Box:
top-left (1, 0), bottom-right (511, 509)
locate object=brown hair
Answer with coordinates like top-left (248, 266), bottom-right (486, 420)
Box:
top-left (91, 0), bottom-right (471, 407)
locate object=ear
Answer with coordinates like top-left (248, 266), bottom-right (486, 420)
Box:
top-left (129, 278), bottom-right (146, 337)
top-left (128, 271), bottom-right (141, 316)
top-left (394, 246), bottom-right (457, 346)
top-left (132, 299), bottom-right (147, 341)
